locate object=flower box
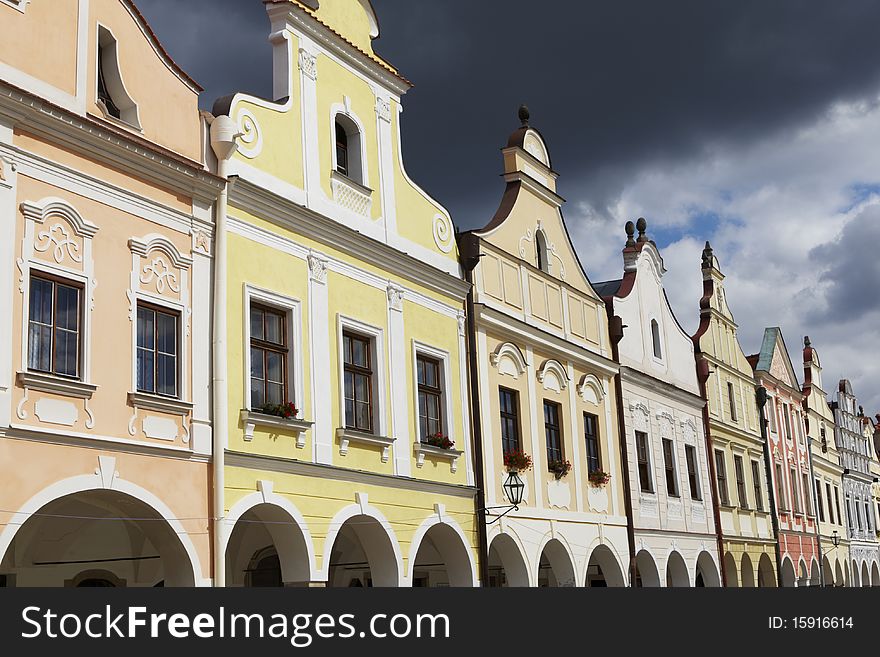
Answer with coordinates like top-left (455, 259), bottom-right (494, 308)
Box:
top-left (548, 459), bottom-right (572, 480)
top-left (503, 449), bottom-right (533, 473)
top-left (588, 470), bottom-right (612, 487)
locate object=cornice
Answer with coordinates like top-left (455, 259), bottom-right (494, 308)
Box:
top-left (0, 82), bottom-right (224, 204)
top-left (620, 366), bottom-right (706, 409)
top-left (225, 450), bottom-right (476, 498)
top-left (229, 176), bottom-right (471, 301)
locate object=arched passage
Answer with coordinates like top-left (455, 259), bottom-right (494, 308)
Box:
top-left (851, 561), bottom-right (860, 587)
top-left (0, 489), bottom-right (197, 587)
top-left (797, 559), bottom-right (809, 587)
top-left (408, 520), bottom-right (476, 587)
top-left (225, 502), bottom-right (313, 587)
top-left (665, 551), bottom-right (690, 587)
top-left (635, 550), bottom-right (661, 587)
top-left (871, 562), bottom-right (880, 587)
top-left (487, 533), bottom-right (530, 587)
top-left (723, 553), bottom-right (739, 587)
top-left (537, 538), bottom-right (577, 587)
top-left (695, 551), bottom-right (721, 587)
top-left (757, 553), bottom-right (776, 587)
top-left (780, 557), bottom-right (796, 587)
top-left (741, 554), bottom-right (755, 588)
top-left (834, 559), bottom-right (845, 587)
top-left (325, 514), bottom-right (400, 587)
top-left (822, 555), bottom-right (834, 587)
top-left (587, 544), bottom-right (626, 587)
top-left (861, 561), bottom-right (870, 588)
top-left (809, 559), bottom-right (821, 587)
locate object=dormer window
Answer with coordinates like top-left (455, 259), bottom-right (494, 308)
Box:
top-left (333, 114), bottom-right (363, 184)
top-left (535, 229), bottom-right (550, 273)
top-left (335, 122), bottom-right (349, 177)
top-left (651, 319), bottom-right (662, 359)
top-left (96, 26), bottom-right (140, 129)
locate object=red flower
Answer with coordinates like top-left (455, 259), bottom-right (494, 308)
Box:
top-left (504, 449), bottom-right (533, 472)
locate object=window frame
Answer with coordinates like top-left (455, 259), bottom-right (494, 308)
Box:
top-left (342, 330), bottom-right (374, 433)
top-left (135, 300), bottom-right (181, 399)
top-left (662, 438), bottom-right (679, 497)
top-left (816, 478), bottom-right (825, 522)
top-left (26, 271), bottom-right (83, 380)
top-left (499, 386), bottom-right (521, 455)
top-left (543, 399), bottom-right (564, 468)
top-left (775, 463), bottom-right (787, 511)
top-left (244, 286), bottom-right (302, 414)
top-left (650, 318), bottom-right (663, 361)
top-left (330, 110), bottom-right (368, 187)
top-left (583, 412), bottom-right (602, 475)
top-left (803, 472), bottom-right (813, 516)
top-left (715, 449), bottom-right (730, 506)
top-left (751, 459), bottom-right (764, 512)
top-left (336, 315), bottom-right (385, 437)
top-left (733, 453), bottom-right (748, 509)
top-left (685, 444), bottom-right (702, 501)
top-left (791, 467), bottom-right (801, 514)
top-left (95, 24), bottom-right (141, 129)
top-left (249, 303), bottom-right (288, 410)
top-left (727, 381), bottom-right (738, 422)
top-left (635, 430), bottom-right (654, 493)
top-left (412, 341), bottom-right (453, 444)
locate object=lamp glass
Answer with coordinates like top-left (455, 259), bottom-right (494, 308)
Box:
top-left (503, 471), bottom-right (525, 507)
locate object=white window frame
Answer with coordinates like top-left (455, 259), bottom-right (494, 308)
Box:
top-left (411, 340), bottom-right (454, 445)
top-left (132, 287), bottom-right (187, 401)
top-left (661, 435), bottom-right (680, 497)
top-left (649, 316), bottom-right (664, 363)
top-left (243, 285), bottom-right (303, 413)
top-left (330, 102), bottom-right (369, 187)
top-left (95, 24), bottom-right (142, 130)
top-left (337, 314), bottom-right (386, 437)
top-left (635, 429), bottom-right (655, 494)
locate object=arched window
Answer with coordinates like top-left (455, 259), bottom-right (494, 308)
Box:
top-left (96, 26), bottom-right (140, 128)
top-left (651, 319), bottom-right (662, 359)
top-left (535, 229), bottom-right (550, 273)
top-left (334, 114), bottom-right (363, 184)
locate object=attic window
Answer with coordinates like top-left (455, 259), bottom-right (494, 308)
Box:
top-left (535, 229), bottom-right (550, 273)
top-left (333, 114), bottom-right (363, 184)
top-left (651, 319), bottom-right (662, 359)
top-left (96, 25), bottom-right (140, 129)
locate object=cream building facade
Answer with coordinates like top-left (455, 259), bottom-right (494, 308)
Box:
top-left (598, 220), bottom-right (721, 587)
top-left (0, 0), bottom-right (219, 586)
top-left (459, 109), bottom-right (630, 587)
top-left (209, 0), bottom-right (479, 587)
top-left (692, 243), bottom-right (777, 587)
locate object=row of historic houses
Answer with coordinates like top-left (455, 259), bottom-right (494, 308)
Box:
top-left (1, 0), bottom-right (879, 588)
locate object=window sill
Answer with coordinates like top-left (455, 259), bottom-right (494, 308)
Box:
top-left (17, 371), bottom-right (97, 399)
top-left (241, 410), bottom-right (313, 447)
top-left (330, 170), bottom-right (373, 217)
top-left (336, 428), bottom-right (395, 463)
top-left (129, 392), bottom-right (192, 416)
top-left (413, 441), bottom-right (463, 473)
top-left (95, 101), bottom-right (142, 132)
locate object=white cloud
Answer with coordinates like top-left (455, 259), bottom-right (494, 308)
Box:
top-left (568, 95), bottom-right (880, 411)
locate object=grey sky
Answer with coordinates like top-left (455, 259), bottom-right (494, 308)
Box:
top-left (135, 0), bottom-right (880, 413)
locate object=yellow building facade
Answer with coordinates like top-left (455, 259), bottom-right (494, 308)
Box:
top-left (693, 244), bottom-right (778, 586)
top-left (210, 0), bottom-right (478, 587)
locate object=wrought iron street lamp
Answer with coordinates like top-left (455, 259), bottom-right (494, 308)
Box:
top-left (484, 471), bottom-right (525, 524)
top-left (831, 530), bottom-right (840, 548)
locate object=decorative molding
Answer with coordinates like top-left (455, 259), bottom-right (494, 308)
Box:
top-left (330, 170), bottom-right (372, 217)
top-left (536, 359), bottom-right (568, 392)
top-left (128, 234), bottom-right (192, 268)
top-left (20, 199), bottom-right (99, 238)
top-left (490, 342), bottom-right (528, 379)
top-left (240, 409), bottom-right (312, 448)
top-left (34, 398), bottom-right (78, 427)
top-left (336, 428), bottom-right (395, 463)
top-left (34, 223), bottom-right (82, 264)
top-left (307, 250), bottom-right (328, 284)
top-left (577, 374), bottom-right (605, 404)
top-left (127, 392), bottom-right (192, 444)
top-left (375, 97), bottom-right (391, 123)
top-left (235, 108), bottom-right (263, 159)
top-left (386, 283), bottom-right (404, 312)
top-left (457, 311), bottom-right (466, 338)
top-left (16, 371), bottom-right (96, 399)
top-left (139, 256), bottom-right (180, 294)
top-left (298, 47), bottom-right (318, 80)
top-left (546, 479), bottom-right (571, 509)
top-left (413, 442), bottom-right (462, 473)
top-left (518, 228), bottom-right (534, 259)
top-left (630, 401), bottom-right (650, 432)
top-left (191, 229), bottom-right (210, 256)
top-left (432, 214), bottom-right (454, 254)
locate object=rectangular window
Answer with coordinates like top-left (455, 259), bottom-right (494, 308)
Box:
top-left (136, 304), bottom-right (179, 397)
top-left (802, 473), bottom-right (812, 516)
top-left (751, 460), bottom-right (764, 511)
top-left (27, 274), bottom-right (82, 378)
top-left (734, 454), bottom-right (747, 508)
top-left (715, 449), bottom-right (730, 505)
top-left (685, 444), bottom-right (701, 501)
top-left (416, 354), bottom-right (443, 441)
top-left (783, 403), bottom-right (792, 440)
top-left (816, 479), bottom-right (825, 522)
top-left (826, 483), bottom-right (834, 524)
top-left (636, 431), bottom-right (653, 493)
top-left (791, 467), bottom-right (801, 514)
top-left (342, 330), bottom-right (373, 432)
top-left (662, 438), bottom-right (678, 497)
top-left (499, 387), bottom-right (520, 454)
top-left (584, 412), bottom-right (601, 474)
top-left (250, 304), bottom-right (288, 410)
top-left (767, 398), bottom-right (776, 433)
top-left (543, 401), bottom-right (563, 466)
top-left (775, 463), bottom-right (787, 511)
top-left (834, 487), bottom-right (842, 526)
top-left (728, 382), bottom-right (738, 422)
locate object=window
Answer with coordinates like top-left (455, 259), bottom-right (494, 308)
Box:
top-left (417, 354), bottom-right (443, 441)
top-left (834, 487), bottom-right (842, 526)
top-left (751, 460), bottom-right (764, 511)
top-left (544, 401), bottom-right (563, 466)
top-left (27, 274), bottom-right (82, 378)
top-left (662, 439), bottom-right (678, 497)
top-left (651, 319), bottom-right (662, 359)
top-left (802, 473), bottom-right (812, 516)
top-left (826, 483), bottom-right (834, 524)
top-left (636, 431), bottom-right (653, 493)
top-left (96, 26), bottom-right (139, 127)
top-left (335, 122), bottom-right (349, 177)
top-left (715, 449), bottom-right (730, 505)
top-left (734, 455), bottom-right (747, 508)
top-left (333, 114), bottom-right (363, 183)
top-left (775, 464), bottom-right (787, 511)
top-left (343, 331), bottom-right (373, 432)
top-left (820, 425), bottom-right (827, 453)
top-left (499, 387), bottom-right (520, 454)
top-left (791, 468), bottom-right (801, 514)
top-left (584, 412), bottom-right (601, 474)
top-left (250, 305), bottom-right (288, 410)
top-left (136, 304), bottom-right (178, 397)
top-left (685, 444), bottom-right (701, 500)
top-left (767, 398), bottom-right (777, 433)
top-left (727, 382), bottom-right (738, 422)
top-left (815, 480), bottom-right (825, 522)
top-left (535, 230), bottom-right (550, 273)
top-left (783, 403), bottom-right (792, 440)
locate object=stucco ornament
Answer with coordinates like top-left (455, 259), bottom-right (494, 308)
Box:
top-left (235, 108), bottom-right (263, 159)
top-left (432, 213), bottom-right (455, 254)
top-left (35, 224), bottom-right (82, 264)
top-left (140, 257), bottom-right (180, 294)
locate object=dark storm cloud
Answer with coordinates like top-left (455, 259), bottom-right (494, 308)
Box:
top-left (135, 0), bottom-right (880, 226)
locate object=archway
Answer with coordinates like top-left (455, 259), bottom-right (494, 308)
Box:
top-left (537, 539), bottom-right (576, 587)
top-left (822, 555), bottom-right (834, 587)
top-left (695, 551), bottom-right (721, 587)
top-left (741, 554), bottom-right (755, 588)
top-left (757, 553), bottom-right (776, 587)
top-left (872, 562), bottom-right (880, 587)
top-left (409, 521), bottom-right (475, 587)
top-left (851, 561), bottom-right (860, 587)
top-left (723, 553), bottom-right (739, 587)
top-left (487, 533), bottom-right (530, 587)
top-left (797, 559), bottom-right (809, 587)
top-left (0, 489), bottom-right (197, 587)
top-left (326, 515), bottom-right (400, 587)
top-left (665, 551), bottom-right (690, 587)
top-left (635, 550), bottom-right (661, 587)
top-left (834, 560), bottom-right (845, 587)
top-left (809, 559), bottom-right (821, 587)
top-left (780, 558), bottom-right (796, 587)
top-left (861, 561), bottom-right (870, 588)
top-left (225, 502), bottom-right (312, 587)
top-left (587, 544), bottom-right (626, 587)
